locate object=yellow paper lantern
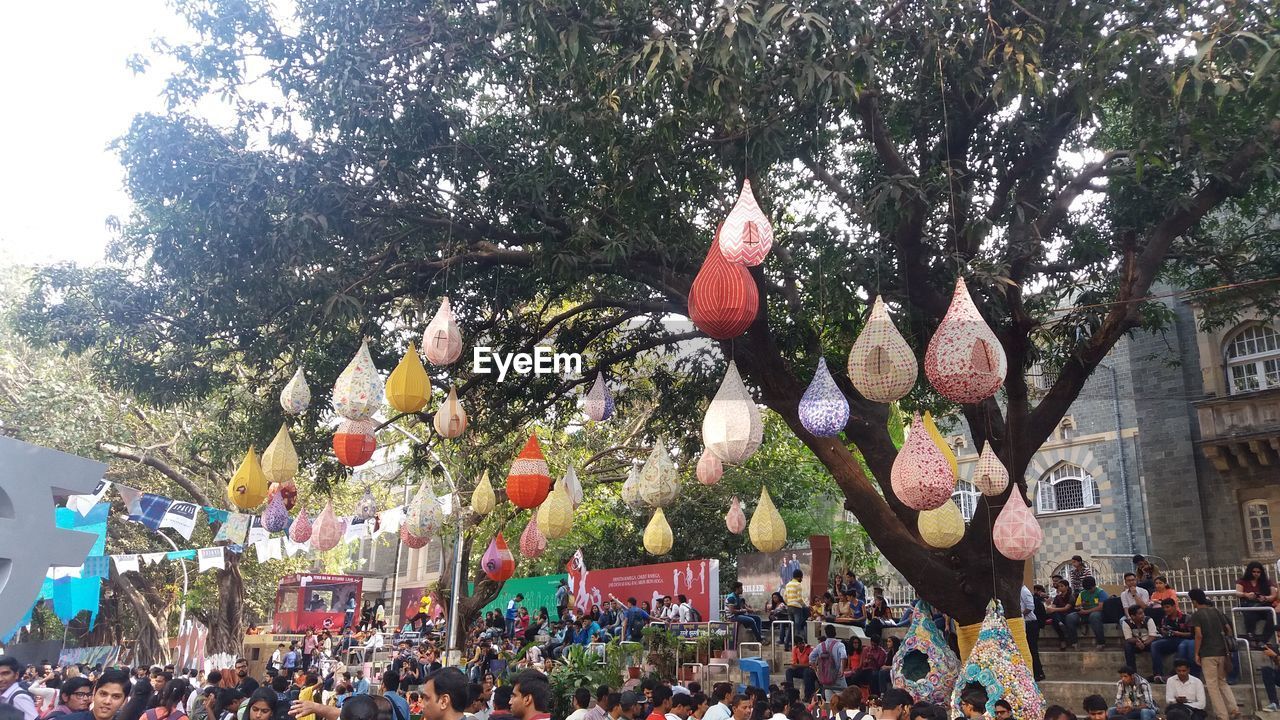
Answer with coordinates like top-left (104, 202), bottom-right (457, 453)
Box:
top-left (422, 296), bottom-right (464, 366)
top-left (536, 482), bottom-right (574, 540)
top-left (918, 501), bottom-right (966, 548)
top-left (470, 470), bottom-right (496, 515)
top-left (748, 487), bottom-right (786, 552)
top-left (702, 361), bottom-right (763, 465)
top-left (848, 296), bottom-right (918, 402)
top-left (923, 411), bottom-right (959, 479)
top-left (973, 442), bottom-right (1010, 496)
top-left (644, 507), bottom-right (673, 555)
top-left (433, 385), bottom-right (468, 439)
top-left (261, 424), bottom-right (299, 485)
top-left (638, 440), bottom-right (679, 508)
top-left (386, 342), bottom-right (431, 413)
top-left (227, 447), bottom-right (269, 510)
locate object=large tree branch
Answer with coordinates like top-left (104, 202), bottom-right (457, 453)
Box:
top-left (98, 442), bottom-right (213, 507)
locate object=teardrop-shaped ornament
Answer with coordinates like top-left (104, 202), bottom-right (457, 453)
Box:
top-left (798, 358), bottom-right (850, 437)
top-left (924, 278), bottom-right (1008, 403)
top-left (536, 482), bottom-right (574, 540)
top-left (262, 491), bottom-right (290, 533)
top-left (506, 433), bottom-right (552, 509)
top-left (688, 228), bottom-right (760, 340)
top-left (992, 495), bottom-right (1043, 560)
top-left (433, 385), bottom-right (468, 439)
top-left (404, 483), bottom-right (441, 541)
top-left (918, 501), bottom-right (965, 549)
top-left (719, 179), bottom-right (774, 266)
top-left (974, 442), bottom-right (1010, 496)
top-left (848, 297), bottom-right (917, 402)
top-left (356, 486), bottom-right (379, 521)
top-left (702, 360), bottom-right (763, 464)
top-left (520, 516), bottom-right (548, 558)
top-left (638, 441), bottom-right (680, 508)
top-left (310, 501), bottom-right (345, 552)
top-left (749, 487), bottom-right (786, 552)
top-left (561, 465), bottom-right (584, 506)
top-left (481, 533), bottom-right (516, 581)
top-left (422, 296), bottom-right (464, 366)
top-left (400, 524), bottom-right (430, 549)
top-left (333, 418), bottom-right (378, 467)
top-left (890, 413), bottom-right (957, 511)
top-left (261, 424), bottom-right (299, 485)
top-left (621, 463), bottom-right (645, 511)
top-left (227, 447), bottom-right (269, 511)
top-left (643, 508), bottom-right (674, 555)
top-left (923, 411), bottom-right (959, 479)
top-left (696, 452), bottom-right (723, 486)
top-left (725, 497), bottom-right (746, 535)
top-left (471, 470), bottom-right (496, 515)
top-left (386, 341), bottom-right (431, 413)
top-left (333, 340), bottom-right (383, 420)
top-left (277, 479), bottom-right (298, 511)
top-left (280, 367), bottom-right (311, 415)
top-left (583, 372), bottom-right (615, 422)
top-left (289, 504), bottom-right (313, 543)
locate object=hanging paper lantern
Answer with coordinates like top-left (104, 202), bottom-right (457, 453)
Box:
top-left (925, 278), bottom-right (1008, 404)
top-left (386, 342), bottom-right (431, 413)
top-left (333, 340), bottom-right (383, 420)
top-left (918, 501), bottom-right (965, 549)
top-left (356, 487), bottom-right (379, 521)
top-left (719, 179), bottom-right (774, 266)
top-left (696, 452), bottom-right (723, 485)
top-left (725, 497), bottom-right (746, 534)
top-left (333, 418), bottom-right (378, 467)
top-left (923, 411), bottom-right (959, 479)
top-left (798, 358), bottom-right (850, 437)
top-left (280, 367), bottom-right (311, 415)
top-left (261, 424), bottom-right (299, 485)
top-left (289, 504), bottom-right (313, 543)
top-left (400, 524), bottom-right (430, 549)
top-left (434, 385), bottom-right (468, 439)
top-left (949, 601), bottom-right (1044, 720)
top-left (506, 434), bottom-right (552, 509)
top-left (748, 487), bottom-right (787, 552)
top-left (992, 495), bottom-right (1043, 560)
top-left (891, 413), bottom-right (957, 511)
top-left (227, 447), bottom-right (269, 511)
top-left (520, 516), bottom-right (547, 558)
top-left (536, 483), bottom-right (574, 540)
top-left (702, 360), bottom-right (763, 464)
top-left (621, 463), bottom-right (645, 511)
top-left (423, 296), bottom-right (464, 366)
top-left (973, 443), bottom-right (1010, 496)
top-left (561, 465), bottom-right (584, 507)
top-left (262, 492), bottom-right (290, 533)
top-left (277, 479), bottom-right (298, 511)
top-left (848, 296), bottom-right (918, 402)
top-left (403, 483), bottom-right (441, 547)
top-left (481, 533), bottom-right (515, 581)
top-left (471, 470), bottom-right (496, 515)
top-left (310, 502), bottom-right (345, 552)
top-left (644, 508), bottom-right (674, 555)
top-left (638, 441), bottom-right (679, 508)
top-left (583, 372), bottom-right (615, 422)
top-left (891, 601), bottom-right (961, 704)
top-left (688, 229), bottom-right (760, 340)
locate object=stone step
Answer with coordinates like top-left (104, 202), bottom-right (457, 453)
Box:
top-left (1039, 679), bottom-right (1261, 716)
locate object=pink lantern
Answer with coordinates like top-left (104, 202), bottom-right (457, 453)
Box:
top-left (992, 496), bottom-right (1043, 561)
top-left (289, 504), bottom-right (312, 543)
top-left (482, 533), bottom-right (516, 581)
top-left (696, 452), bottom-right (723, 485)
top-left (520, 516), bottom-right (548, 559)
top-left (719, 179), bottom-right (773, 266)
top-left (725, 497), bottom-right (746, 535)
top-left (400, 525), bottom-right (430, 549)
top-left (310, 501), bottom-right (345, 552)
top-left (924, 278), bottom-right (1007, 404)
top-left (890, 413), bottom-right (957, 511)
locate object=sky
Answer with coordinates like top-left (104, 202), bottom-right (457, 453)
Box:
top-left (0, 1), bottom-right (193, 267)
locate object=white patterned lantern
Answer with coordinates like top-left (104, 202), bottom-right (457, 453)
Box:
top-left (890, 413), bottom-right (957, 511)
top-left (280, 367), bottom-right (311, 415)
top-left (355, 486), bottom-right (379, 521)
top-left (404, 483), bottom-right (441, 544)
top-left (973, 443), bottom-right (1010, 496)
top-left (924, 278), bottom-right (1007, 404)
top-left (638, 441), bottom-right (680, 508)
top-left (583, 372), bottom-right (615, 422)
top-left (848, 296), bottom-right (918, 402)
top-left (333, 341), bottom-right (383, 420)
top-left (422, 296), bottom-right (464, 366)
top-left (621, 463), bottom-right (645, 511)
top-left (719, 179), bottom-right (773, 266)
top-left (561, 465), bottom-right (584, 507)
top-left (433, 385), bottom-right (468, 439)
top-left (702, 360), bottom-right (763, 465)
top-left (696, 452), bottom-right (723, 485)
top-left (798, 358), bottom-right (850, 437)
top-left (992, 495), bottom-right (1043, 560)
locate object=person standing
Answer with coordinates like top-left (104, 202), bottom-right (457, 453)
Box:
top-left (506, 595), bottom-right (524, 639)
top-left (702, 685), bottom-right (733, 720)
top-left (556, 581), bottom-right (571, 621)
top-left (382, 671), bottom-right (411, 720)
top-left (1021, 585), bottom-right (1045, 682)
top-left (809, 625), bottom-right (848, 700)
top-left (57, 670), bottom-right (131, 720)
top-left (784, 571), bottom-right (808, 645)
top-left (1190, 588), bottom-right (1238, 720)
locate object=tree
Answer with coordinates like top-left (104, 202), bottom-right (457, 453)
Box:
top-left (17, 0), bottom-right (1280, 626)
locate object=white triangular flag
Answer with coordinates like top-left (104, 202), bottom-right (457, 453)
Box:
top-left (113, 554), bottom-right (140, 574)
top-left (142, 552), bottom-right (167, 565)
top-left (67, 480), bottom-right (112, 516)
top-left (197, 547), bottom-right (225, 573)
top-left (283, 536), bottom-right (309, 556)
top-left (378, 506), bottom-right (405, 536)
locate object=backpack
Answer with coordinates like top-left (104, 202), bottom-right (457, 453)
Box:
top-left (2, 687), bottom-right (35, 714)
top-left (690, 605), bottom-right (703, 622)
top-left (813, 638), bottom-right (843, 687)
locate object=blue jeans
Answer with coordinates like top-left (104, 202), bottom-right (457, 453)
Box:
top-left (1151, 637), bottom-right (1195, 676)
top-left (731, 613), bottom-right (763, 641)
top-left (790, 607), bottom-right (810, 644)
top-left (1263, 666), bottom-right (1279, 705)
top-left (1066, 611), bottom-right (1105, 645)
top-left (505, 617), bottom-right (515, 637)
top-left (1123, 639), bottom-right (1151, 670)
top-left (1107, 708), bottom-right (1155, 720)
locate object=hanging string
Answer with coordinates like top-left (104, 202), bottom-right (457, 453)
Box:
top-left (937, 50), bottom-right (961, 263)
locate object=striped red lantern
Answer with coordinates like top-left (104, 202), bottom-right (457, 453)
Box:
top-left (505, 433), bottom-right (552, 509)
top-left (688, 227), bottom-right (759, 340)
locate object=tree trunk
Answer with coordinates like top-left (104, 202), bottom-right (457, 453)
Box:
top-left (438, 532), bottom-right (505, 650)
top-left (111, 570), bottom-right (173, 667)
top-left (207, 552), bottom-right (245, 656)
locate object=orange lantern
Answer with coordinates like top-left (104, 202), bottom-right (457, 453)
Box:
top-left (505, 433), bottom-right (551, 509)
top-left (333, 418), bottom-right (377, 467)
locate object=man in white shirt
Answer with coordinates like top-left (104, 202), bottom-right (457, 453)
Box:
top-left (1165, 660), bottom-right (1206, 711)
top-left (676, 596), bottom-right (693, 624)
top-left (669, 694), bottom-right (694, 720)
top-left (702, 684), bottom-right (733, 720)
top-left (566, 689), bottom-right (591, 720)
top-left (1119, 574), bottom-right (1152, 628)
top-left (1121, 605), bottom-right (1159, 671)
top-left (0, 657), bottom-right (38, 720)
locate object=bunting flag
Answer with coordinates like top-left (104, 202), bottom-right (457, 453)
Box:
top-left (67, 480), bottom-right (112, 516)
top-left (197, 548), bottom-right (225, 573)
top-left (116, 484), bottom-right (143, 511)
top-left (112, 554), bottom-right (140, 574)
top-left (220, 513), bottom-right (251, 545)
top-left (283, 536), bottom-right (309, 557)
top-left (56, 503), bottom-right (109, 557)
top-left (203, 507), bottom-right (229, 525)
top-left (344, 516), bottom-right (373, 543)
top-left (82, 556), bottom-right (111, 579)
top-left (129, 494), bottom-right (174, 530)
top-left (159, 502), bottom-right (200, 540)
top-left (165, 550), bottom-right (197, 561)
top-left (141, 552), bottom-right (167, 565)
top-left (253, 538), bottom-right (283, 562)
top-left (52, 576), bottom-right (102, 627)
top-left (378, 506), bottom-right (405, 535)
top-left (246, 516), bottom-right (269, 545)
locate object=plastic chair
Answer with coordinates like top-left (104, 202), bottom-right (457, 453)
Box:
top-left (738, 657), bottom-right (770, 690)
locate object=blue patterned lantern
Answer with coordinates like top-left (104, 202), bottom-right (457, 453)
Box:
top-left (891, 600), bottom-right (960, 703)
top-left (798, 358), bottom-right (850, 437)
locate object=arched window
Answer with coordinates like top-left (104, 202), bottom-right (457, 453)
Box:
top-left (1245, 501), bottom-right (1274, 555)
top-left (1226, 324), bottom-right (1280, 394)
top-left (1035, 463), bottom-right (1099, 514)
top-left (953, 479), bottom-right (980, 522)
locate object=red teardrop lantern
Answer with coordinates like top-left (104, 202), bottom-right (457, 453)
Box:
top-left (481, 532), bottom-right (516, 581)
top-left (688, 227), bottom-right (759, 340)
top-left (333, 419), bottom-right (377, 467)
top-left (505, 433), bottom-right (552, 509)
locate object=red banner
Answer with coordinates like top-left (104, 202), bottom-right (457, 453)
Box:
top-left (572, 558), bottom-right (721, 620)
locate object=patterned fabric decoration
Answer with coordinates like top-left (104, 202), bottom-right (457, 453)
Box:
top-left (386, 341), bottom-right (431, 413)
top-left (309, 502), bottom-right (345, 552)
top-left (262, 492), bottom-right (290, 533)
top-left (520, 515), bottom-right (547, 558)
top-left (644, 507), bottom-right (674, 555)
top-left (403, 483), bottom-right (441, 546)
top-left (918, 501), bottom-right (965, 549)
top-left (925, 278), bottom-right (1008, 404)
top-left (892, 600), bottom-right (961, 703)
top-left (423, 296), bottom-right (464, 366)
top-left (562, 465), bottom-right (584, 506)
top-left (470, 470), bottom-right (496, 515)
top-left (949, 601), bottom-right (1044, 720)
top-left (973, 443), bottom-right (1010, 496)
top-left (356, 487), bottom-right (379, 521)
top-left (277, 479), bottom-right (298, 510)
top-left (289, 504), bottom-right (312, 543)
top-left (748, 487), bottom-right (786, 552)
top-left (128, 493), bottom-right (173, 530)
top-left (702, 360), bottom-right (763, 464)
top-left (280, 367), bottom-right (311, 415)
top-left (226, 448), bottom-right (269, 511)
top-left (923, 411), bottom-right (959, 478)
top-left (688, 229), bottom-right (759, 340)
top-left (434, 385), bottom-right (468, 439)
top-left (621, 463), bottom-right (645, 511)
top-left (481, 533), bottom-right (515, 581)
top-left (583, 372), bottom-right (615, 422)
top-left (638, 441), bottom-right (679, 508)
top-left (506, 434), bottom-right (552, 509)
top-left (992, 495), bottom-right (1043, 560)
top-left (400, 524), bottom-right (430, 549)
top-left (725, 496), bottom-right (746, 535)
top-left (696, 452), bottom-right (723, 485)
top-left (333, 340), bottom-right (383, 420)
top-left (536, 482), bottom-right (574, 540)
top-left (798, 358), bottom-right (850, 437)
top-left (848, 296), bottom-right (917, 402)
top-left (333, 418), bottom-right (378, 467)
top-left (261, 424), bottom-right (299, 485)
top-left (891, 413), bottom-right (957, 511)
top-left (719, 179), bottom-right (774, 266)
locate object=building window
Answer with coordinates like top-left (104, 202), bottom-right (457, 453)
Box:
top-left (953, 479), bottom-right (980, 522)
top-left (1035, 463), bottom-right (1099, 514)
top-left (1226, 324), bottom-right (1280, 394)
top-left (1246, 501), bottom-right (1275, 555)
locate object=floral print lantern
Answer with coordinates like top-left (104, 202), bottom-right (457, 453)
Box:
top-left (310, 501), bottom-right (345, 552)
top-left (280, 367), bottom-right (311, 415)
top-left (356, 486), bottom-right (380, 521)
top-left (848, 296), bottom-right (917, 402)
top-left (520, 516), bottom-right (547, 558)
top-left (891, 413), bottom-right (957, 511)
top-left (481, 533), bottom-right (515, 581)
top-left (402, 483), bottom-right (440, 548)
top-left (289, 504), bottom-right (312, 543)
top-left (262, 491), bottom-right (291, 533)
top-left (799, 358), bottom-right (850, 437)
top-left (621, 463), bottom-right (645, 511)
top-left (925, 278), bottom-right (1008, 404)
top-left (725, 496), bottom-right (746, 535)
top-left (506, 434), bottom-right (552, 509)
top-left (536, 482), bottom-right (574, 540)
top-left (470, 470), bottom-right (496, 515)
top-left (696, 452), bottom-right (723, 485)
top-left (434, 385), bottom-right (468, 439)
top-left (423, 296), bottom-right (464, 366)
top-left (688, 228), bottom-right (759, 340)
top-left (973, 443), bottom-right (1010, 496)
top-left (992, 494), bottom-right (1043, 560)
top-left (702, 360), bottom-right (763, 464)
top-left (261, 424), bottom-right (299, 485)
top-left (749, 487), bottom-right (786, 552)
top-left (638, 441), bottom-right (679, 508)
top-left (583, 372), bottom-right (615, 422)
top-left (400, 524), bottom-right (430, 549)
top-left (333, 340), bottom-right (383, 420)
top-left (949, 601), bottom-right (1044, 720)
top-left (923, 411), bottom-right (959, 479)
top-left (386, 341), bottom-right (431, 413)
top-left (644, 508), bottom-right (673, 555)
top-left (227, 447), bottom-right (269, 510)
top-left (333, 418), bottom-right (378, 467)
top-left (891, 600), bottom-right (961, 704)
top-left (561, 465), bottom-right (584, 507)
top-left (918, 501), bottom-right (965, 549)
top-left (719, 179), bottom-right (774, 266)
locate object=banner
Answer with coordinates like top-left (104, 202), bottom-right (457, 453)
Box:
top-left (128, 493), bottom-right (174, 530)
top-left (736, 548), bottom-right (813, 608)
top-left (574, 558), bottom-right (721, 621)
top-left (567, 550), bottom-right (589, 614)
top-left (173, 619), bottom-right (208, 670)
top-left (67, 480), bottom-right (112, 516)
top-left (113, 554), bottom-right (139, 574)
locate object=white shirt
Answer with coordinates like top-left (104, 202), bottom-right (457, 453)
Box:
top-left (567, 710), bottom-right (590, 720)
top-left (704, 703), bottom-right (732, 720)
top-left (1120, 587), bottom-right (1151, 611)
top-left (1020, 586), bottom-right (1036, 623)
top-left (526, 645), bottom-right (543, 664)
top-left (366, 630), bottom-right (385, 649)
top-left (678, 603), bottom-right (693, 623)
top-left (0, 685), bottom-right (38, 720)
top-left (1165, 675), bottom-right (1206, 709)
